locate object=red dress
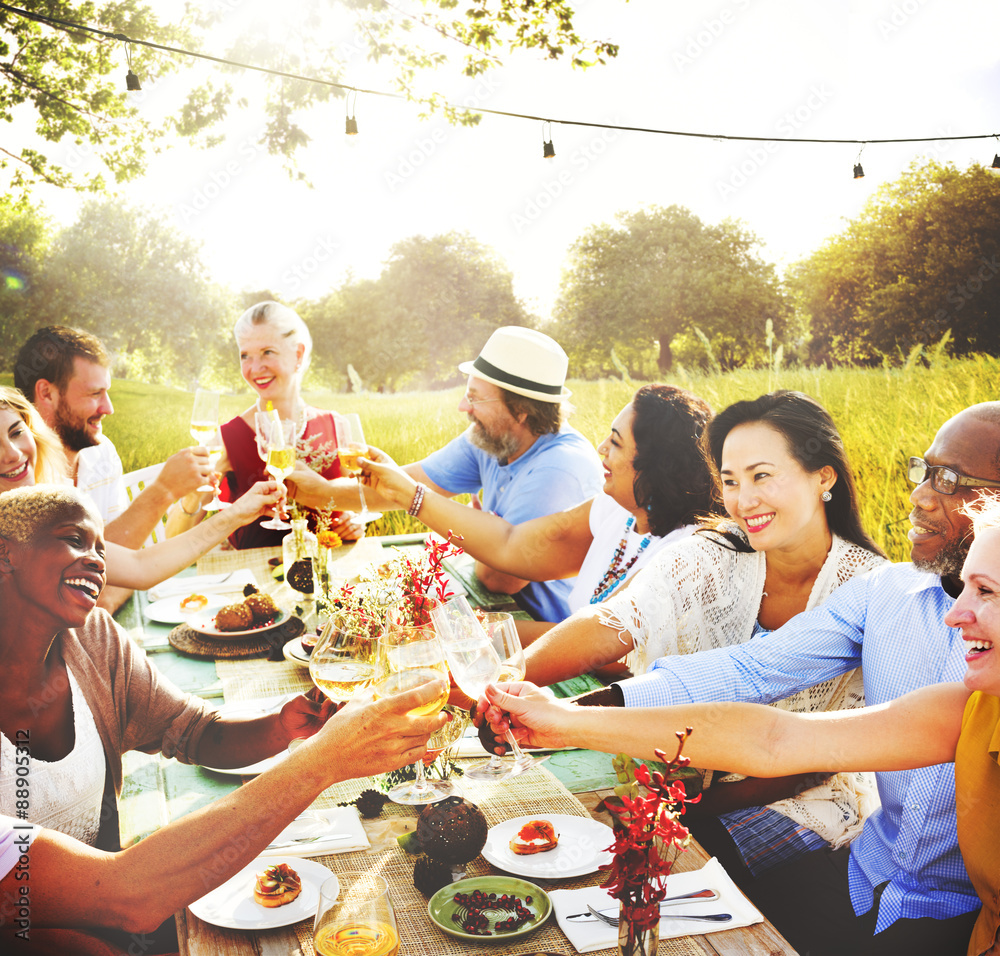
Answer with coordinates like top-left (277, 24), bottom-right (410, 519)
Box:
top-left (221, 410), bottom-right (345, 549)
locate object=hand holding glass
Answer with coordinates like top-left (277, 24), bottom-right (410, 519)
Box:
top-left (373, 626), bottom-right (452, 805)
top-left (430, 597), bottom-right (538, 779)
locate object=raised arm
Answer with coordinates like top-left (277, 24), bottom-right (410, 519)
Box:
top-left (364, 449), bottom-right (596, 582)
top-left (2, 682), bottom-right (448, 937)
top-left (484, 680), bottom-right (970, 774)
top-left (105, 481), bottom-right (281, 589)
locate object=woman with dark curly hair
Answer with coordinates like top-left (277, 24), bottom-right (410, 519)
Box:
top-left (362, 384), bottom-right (715, 637)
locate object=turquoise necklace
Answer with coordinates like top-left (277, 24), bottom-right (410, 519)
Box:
top-left (590, 515), bottom-right (653, 604)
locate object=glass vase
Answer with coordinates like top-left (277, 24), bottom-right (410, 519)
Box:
top-left (283, 517), bottom-right (318, 625)
top-left (617, 904), bottom-right (659, 956)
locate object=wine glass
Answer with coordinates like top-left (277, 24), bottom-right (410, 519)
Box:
top-left (254, 411), bottom-right (294, 530)
top-left (373, 625), bottom-right (452, 805)
top-left (189, 389), bottom-right (223, 499)
top-left (430, 596), bottom-right (539, 779)
top-left (309, 613), bottom-right (378, 704)
top-left (313, 873), bottom-right (398, 956)
top-left (338, 412), bottom-right (382, 525)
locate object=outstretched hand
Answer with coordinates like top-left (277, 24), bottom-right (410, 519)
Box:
top-left (479, 682), bottom-right (573, 751)
top-left (358, 447), bottom-right (416, 509)
top-left (231, 479), bottom-right (284, 525)
top-left (330, 680), bottom-right (451, 777)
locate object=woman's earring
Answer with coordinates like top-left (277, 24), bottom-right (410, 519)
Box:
top-left (821, 490), bottom-right (832, 502)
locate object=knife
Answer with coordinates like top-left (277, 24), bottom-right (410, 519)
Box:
top-left (564, 888), bottom-right (719, 921)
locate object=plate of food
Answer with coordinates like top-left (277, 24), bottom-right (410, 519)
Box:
top-left (482, 815), bottom-right (614, 880)
top-left (188, 856), bottom-right (331, 930)
top-left (143, 592), bottom-right (218, 625)
top-left (428, 876), bottom-right (551, 941)
top-left (189, 590), bottom-right (288, 640)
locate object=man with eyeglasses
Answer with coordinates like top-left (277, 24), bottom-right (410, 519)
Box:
top-left (580, 402), bottom-right (1000, 955)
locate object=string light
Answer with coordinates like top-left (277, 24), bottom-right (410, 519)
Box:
top-left (345, 91), bottom-right (358, 135)
top-left (124, 41), bottom-right (140, 91)
top-left (2, 2), bottom-right (998, 157)
top-left (542, 122), bottom-right (555, 159)
top-left (853, 145), bottom-right (866, 180)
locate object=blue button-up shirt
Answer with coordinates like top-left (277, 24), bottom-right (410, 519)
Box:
top-left (618, 562), bottom-right (980, 932)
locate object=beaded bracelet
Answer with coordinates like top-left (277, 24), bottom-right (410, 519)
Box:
top-left (407, 483), bottom-right (426, 517)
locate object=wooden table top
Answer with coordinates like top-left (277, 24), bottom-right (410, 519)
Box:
top-left (113, 540), bottom-right (798, 956)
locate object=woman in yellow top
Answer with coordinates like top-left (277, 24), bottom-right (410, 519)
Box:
top-left (482, 493), bottom-right (1000, 956)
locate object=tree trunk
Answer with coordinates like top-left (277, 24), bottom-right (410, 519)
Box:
top-left (657, 336), bottom-right (673, 372)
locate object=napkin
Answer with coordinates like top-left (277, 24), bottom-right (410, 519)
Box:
top-left (551, 857), bottom-right (763, 954)
top-left (148, 569), bottom-right (258, 602)
top-left (265, 806), bottom-right (370, 858)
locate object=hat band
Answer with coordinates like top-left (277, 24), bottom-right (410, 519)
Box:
top-left (471, 356), bottom-right (564, 397)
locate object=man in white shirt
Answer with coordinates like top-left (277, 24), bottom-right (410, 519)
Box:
top-left (14, 325), bottom-right (210, 610)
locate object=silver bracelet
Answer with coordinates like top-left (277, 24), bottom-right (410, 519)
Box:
top-left (407, 483), bottom-right (426, 517)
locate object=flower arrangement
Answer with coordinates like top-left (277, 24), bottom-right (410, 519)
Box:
top-left (382, 534), bottom-right (464, 628)
top-left (599, 731), bottom-right (698, 956)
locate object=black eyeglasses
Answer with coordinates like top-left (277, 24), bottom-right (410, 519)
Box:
top-left (907, 456), bottom-right (1000, 496)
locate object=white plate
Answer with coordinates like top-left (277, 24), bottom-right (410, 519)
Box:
top-left (482, 814), bottom-right (614, 880)
top-left (283, 637), bottom-right (312, 667)
top-left (143, 595), bottom-right (223, 625)
top-left (190, 607), bottom-right (290, 640)
top-left (198, 696), bottom-right (293, 775)
top-left (188, 855), bottom-right (331, 930)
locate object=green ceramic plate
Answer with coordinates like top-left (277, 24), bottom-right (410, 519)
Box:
top-left (428, 876), bottom-right (551, 942)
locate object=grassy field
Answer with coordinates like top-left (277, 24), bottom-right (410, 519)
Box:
top-left (4, 353), bottom-right (998, 561)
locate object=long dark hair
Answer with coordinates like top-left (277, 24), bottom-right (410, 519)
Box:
top-left (630, 384), bottom-right (715, 536)
top-left (701, 390), bottom-right (884, 556)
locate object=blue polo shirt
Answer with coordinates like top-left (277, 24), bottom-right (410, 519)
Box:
top-left (420, 426), bottom-right (603, 621)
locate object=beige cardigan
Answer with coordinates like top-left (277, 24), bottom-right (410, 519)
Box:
top-left (60, 610), bottom-right (220, 848)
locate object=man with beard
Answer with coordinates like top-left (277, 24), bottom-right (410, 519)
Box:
top-left (562, 403), bottom-right (1000, 955)
top-left (14, 326), bottom-right (210, 610)
top-left (321, 326), bottom-right (600, 621)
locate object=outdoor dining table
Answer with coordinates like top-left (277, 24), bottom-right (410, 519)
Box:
top-left (113, 535), bottom-right (798, 956)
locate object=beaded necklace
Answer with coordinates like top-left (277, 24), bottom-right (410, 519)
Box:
top-left (590, 515), bottom-right (653, 604)
top-left (254, 396), bottom-right (309, 443)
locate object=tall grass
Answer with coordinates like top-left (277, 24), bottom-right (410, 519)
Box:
top-left (5, 354), bottom-right (998, 561)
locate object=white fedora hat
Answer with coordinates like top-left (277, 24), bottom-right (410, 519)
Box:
top-left (459, 327), bottom-right (571, 403)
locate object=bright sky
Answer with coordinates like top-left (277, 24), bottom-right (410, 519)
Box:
top-left (23, 0), bottom-right (1000, 317)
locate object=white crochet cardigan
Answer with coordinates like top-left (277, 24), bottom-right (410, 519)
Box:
top-left (598, 529), bottom-right (887, 848)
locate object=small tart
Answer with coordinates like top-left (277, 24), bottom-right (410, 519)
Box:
top-left (253, 863), bottom-right (302, 908)
top-left (509, 819), bottom-right (559, 855)
top-left (180, 593), bottom-right (208, 612)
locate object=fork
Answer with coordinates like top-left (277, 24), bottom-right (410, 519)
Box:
top-left (586, 904), bottom-right (733, 927)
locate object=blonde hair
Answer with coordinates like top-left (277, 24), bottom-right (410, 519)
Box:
top-left (964, 493), bottom-right (1000, 536)
top-left (0, 386), bottom-right (67, 485)
top-left (233, 301), bottom-right (312, 381)
top-left (0, 485), bottom-right (90, 545)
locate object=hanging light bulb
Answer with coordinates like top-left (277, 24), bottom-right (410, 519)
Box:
top-left (345, 90), bottom-right (358, 135)
top-left (853, 144), bottom-right (866, 180)
top-left (123, 41), bottom-right (141, 91)
top-left (991, 154), bottom-right (1000, 170)
top-left (542, 121), bottom-right (555, 159)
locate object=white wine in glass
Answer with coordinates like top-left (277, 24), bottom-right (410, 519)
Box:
top-left (254, 412), bottom-right (294, 530)
top-left (190, 389), bottom-right (220, 494)
top-left (309, 615), bottom-right (377, 703)
top-left (338, 412), bottom-right (381, 525)
top-left (373, 626), bottom-right (452, 804)
top-left (314, 874), bottom-right (399, 956)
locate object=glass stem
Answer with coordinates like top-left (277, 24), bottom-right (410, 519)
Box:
top-left (357, 476), bottom-right (368, 515)
top-left (412, 759), bottom-right (429, 793)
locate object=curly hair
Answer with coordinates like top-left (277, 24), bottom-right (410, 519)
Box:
top-left (628, 385), bottom-right (716, 536)
top-left (701, 390), bottom-right (884, 556)
top-left (0, 386), bottom-right (67, 485)
top-left (14, 326), bottom-right (110, 402)
top-left (0, 485), bottom-right (90, 546)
